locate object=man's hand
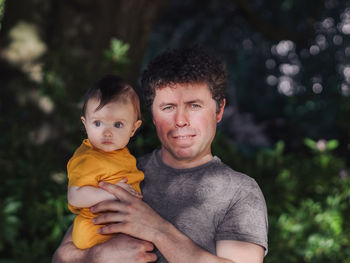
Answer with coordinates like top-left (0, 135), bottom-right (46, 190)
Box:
top-left (89, 234), bottom-right (157, 263)
top-left (91, 182), bottom-right (169, 243)
top-left (52, 226), bottom-right (157, 263)
top-left (116, 178), bottom-right (143, 199)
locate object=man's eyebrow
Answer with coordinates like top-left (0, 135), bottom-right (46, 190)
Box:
top-left (159, 102), bottom-right (176, 107)
top-left (185, 99), bottom-right (204, 104)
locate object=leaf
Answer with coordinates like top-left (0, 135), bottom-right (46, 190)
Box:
top-left (3, 200), bottom-right (21, 215)
top-left (304, 138), bottom-right (317, 150)
top-left (326, 140), bottom-right (339, 151)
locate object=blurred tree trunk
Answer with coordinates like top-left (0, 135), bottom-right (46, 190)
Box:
top-left (0, 0), bottom-right (169, 86)
top-left (0, 0), bottom-right (169, 163)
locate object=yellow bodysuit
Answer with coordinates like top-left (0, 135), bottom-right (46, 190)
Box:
top-left (67, 139), bottom-right (144, 249)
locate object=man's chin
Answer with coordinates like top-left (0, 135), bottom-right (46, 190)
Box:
top-left (172, 148), bottom-right (195, 160)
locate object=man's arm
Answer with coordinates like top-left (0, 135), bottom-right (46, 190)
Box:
top-left (216, 240), bottom-right (264, 263)
top-left (149, 219), bottom-right (264, 263)
top-left (52, 224), bottom-right (157, 263)
top-left (92, 182), bottom-right (264, 263)
top-left (52, 225), bottom-right (89, 263)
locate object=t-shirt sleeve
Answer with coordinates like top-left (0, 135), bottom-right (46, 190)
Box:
top-left (67, 154), bottom-right (106, 187)
top-left (215, 178), bottom-right (268, 253)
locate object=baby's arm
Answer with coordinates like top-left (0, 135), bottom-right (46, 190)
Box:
top-left (68, 185), bottom-right (117, 208)
top-left (68, 179), bottom-right (142, 208)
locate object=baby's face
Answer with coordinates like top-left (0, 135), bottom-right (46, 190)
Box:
top-left (82, 98), bottom-right (141, 152)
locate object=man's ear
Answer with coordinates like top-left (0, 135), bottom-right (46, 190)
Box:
top-left (216, 99), bottom-right (226, 123)
top-left (130, 120), bottom-right (142, 137)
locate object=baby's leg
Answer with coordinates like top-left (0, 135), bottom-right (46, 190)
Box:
top-left (72, 214), bottom-right (113, 249)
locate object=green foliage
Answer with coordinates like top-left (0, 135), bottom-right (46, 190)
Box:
top-left (0, 0), bottom-right (5, 31)
top-left (214, 135), bottom-right (350, 263)
top-left (0, 198), bottom-right (22, 251)
top-left (304, 138), bottom-right (339, 153)
top-left (104, 38), bottom-right (131, 74)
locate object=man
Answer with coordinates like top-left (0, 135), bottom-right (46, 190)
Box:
top-left (52, 46), bottom-right (268, 263)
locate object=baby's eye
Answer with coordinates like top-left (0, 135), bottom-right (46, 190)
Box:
top-left (94, 120), bottom-right (101, 127)
top-left (114, 122), bottom-right (124, 128)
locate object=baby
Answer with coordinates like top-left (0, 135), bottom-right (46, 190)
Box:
top-left (67, 74), bottom-right (143, 249)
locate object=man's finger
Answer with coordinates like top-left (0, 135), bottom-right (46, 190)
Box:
top-left (98, 222), bottom-right (127, 235)
top-left (145, 252), bottom-right (158, 262)
top-left (117, 183), bottom-right (143, 198)
top-left (99, 181), bottom-right (137, 201)
top-left (118, 178), bottom-right (128, 183)
top-left (92, 212), bottom-right (125, 225)
top-left (140, 240), bottom-right (155, 252)
top-left (90, 199), bottom-right (127, 213)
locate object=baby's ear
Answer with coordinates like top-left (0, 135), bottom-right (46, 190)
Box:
top-left (131, 120), bottom-right (142, 137)
top-left (81, 116), bottom-right (86, 126)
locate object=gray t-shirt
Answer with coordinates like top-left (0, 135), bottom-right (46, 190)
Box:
top-left (138, 150), bottom-right (268, 262)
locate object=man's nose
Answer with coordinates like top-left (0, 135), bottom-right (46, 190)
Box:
top-left (175, 108), bottom-right (189, 127)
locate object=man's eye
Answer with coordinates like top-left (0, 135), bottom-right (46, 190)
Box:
top-left (114, 122), bottom-right (124, 128)
top-left (94, 121), bottom-right (101, 127)
top-left (191, 104), bottom-right (201, 109)
top-left (162, 105), bottom-right (174, 111)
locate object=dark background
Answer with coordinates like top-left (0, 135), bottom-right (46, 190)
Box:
top-left (0, 0), bottom-right (350, 262)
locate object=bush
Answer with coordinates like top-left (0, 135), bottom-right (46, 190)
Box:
top-left (214, 135), bottom-right (350, 263)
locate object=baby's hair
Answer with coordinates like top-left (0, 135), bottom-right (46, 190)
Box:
top-left (82, 74), bottom-right (141, 120)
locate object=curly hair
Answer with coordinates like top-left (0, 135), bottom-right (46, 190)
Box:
top-left (141, 46), bottom-right (227, 111)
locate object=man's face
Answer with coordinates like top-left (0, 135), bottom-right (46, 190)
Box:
top-left (82, 98), bottom-right (141, 152)
top-left (151, 83), bottom-right (225, 168)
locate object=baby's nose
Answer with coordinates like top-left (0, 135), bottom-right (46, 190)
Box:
top-left (103, 128), bottom-right (112, 137)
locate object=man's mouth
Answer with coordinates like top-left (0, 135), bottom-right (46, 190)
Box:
top-left (102, 141), bottom-right (113, 145)
top-left (174, 135), bottom-right (194, 139)
top-left (171, 128), bottom-right (197, 141)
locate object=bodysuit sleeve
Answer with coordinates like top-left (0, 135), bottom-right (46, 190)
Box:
top-left (67, 153), bottom-right (106, 187)
top-left (215, 177), bottom-right (268, 253)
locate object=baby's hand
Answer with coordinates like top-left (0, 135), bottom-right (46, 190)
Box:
top-left (116, 178), bottom-right (143, 199)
